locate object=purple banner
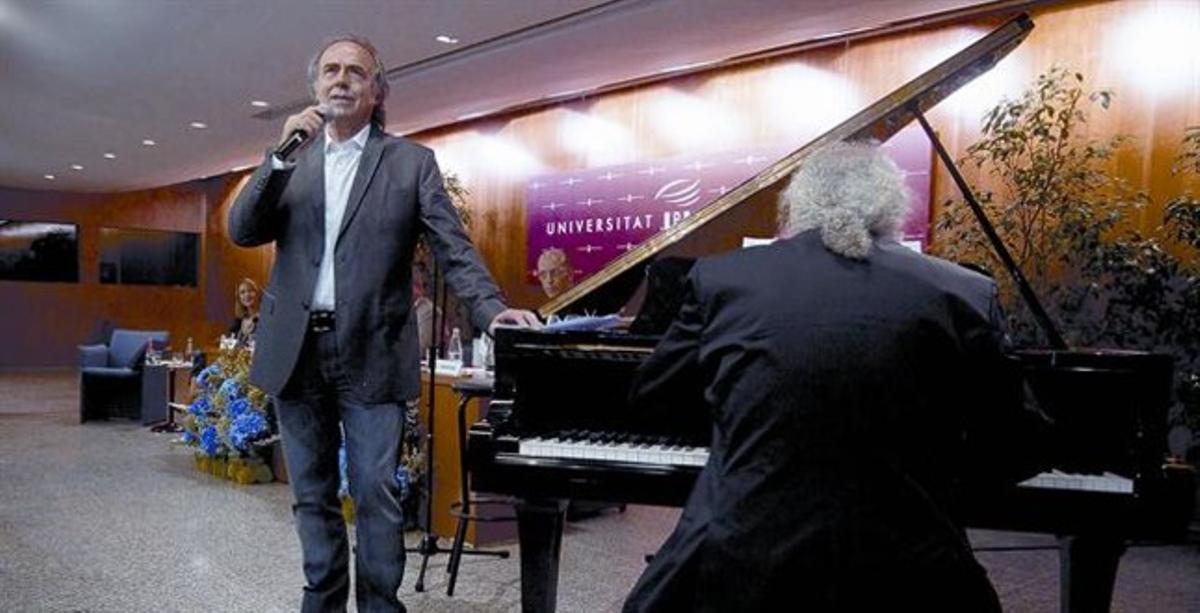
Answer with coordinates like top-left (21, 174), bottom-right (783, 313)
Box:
top-left (526, 124), bottom-right (931, 287)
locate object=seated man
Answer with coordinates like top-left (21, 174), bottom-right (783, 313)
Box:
top-left (624, 142), bottom-right (1033, 612)
top-left (536, 247), bottom-right (575, 298)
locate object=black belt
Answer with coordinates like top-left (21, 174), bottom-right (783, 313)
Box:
top-left (309, 310), bottom-right (336, 333)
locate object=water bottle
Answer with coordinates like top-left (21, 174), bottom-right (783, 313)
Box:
top-left (447, 327), bottom-right (463, 363)
top-left (185, 337), bottom-right (193, 360)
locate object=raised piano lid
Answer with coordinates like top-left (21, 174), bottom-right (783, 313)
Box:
top-left (539, 13), bottom-right (1034, 319)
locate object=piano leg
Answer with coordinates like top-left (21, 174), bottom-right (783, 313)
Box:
top-left (1058, 534), bottom-right (1126, 613)
top-left (516, 498), bottom-right (569, 613)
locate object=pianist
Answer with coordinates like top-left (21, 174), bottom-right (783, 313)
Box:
top-left (623, 142), bottom-right (1028, 612)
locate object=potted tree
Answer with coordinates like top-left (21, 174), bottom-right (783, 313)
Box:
top-left (931, 67), bottom-right (1200, 467)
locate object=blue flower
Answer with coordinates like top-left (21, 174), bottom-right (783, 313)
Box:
top-left (180, 430), bottom-right (196, 444)
top-left (197, 364), bottom-right (223, 387)
top-left (199, 425), bottom-right (221, 457)
top-left (188, 396), bottom-right (210, 418)
top-left (218, 378), bottom-right (243, 401)
top-left (229, 410), bottom-right (267, 451)
top-left (226, 397), bottom-right (252, 421)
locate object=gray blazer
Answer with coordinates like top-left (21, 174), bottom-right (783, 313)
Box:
top-left (228, 125), bottom-right (505, 402)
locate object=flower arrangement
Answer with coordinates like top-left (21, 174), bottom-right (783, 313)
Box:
top-left (181, 340), bottom-right (277, 484)
top-left (181, 339), bottom-right (426, 522)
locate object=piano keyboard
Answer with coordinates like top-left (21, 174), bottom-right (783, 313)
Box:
top-left (1018, 470), bottom-right (1134, 494)
top-left (518, 431), bottom-right (709, 467)
top-left (516, 428), bottom-right (1136, 494)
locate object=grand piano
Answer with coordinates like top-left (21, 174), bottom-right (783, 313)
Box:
top-left (468, 14), bottom-right (1195, 613)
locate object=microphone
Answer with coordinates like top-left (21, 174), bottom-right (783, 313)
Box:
top-left (274, 105), bottom-right (328, 161)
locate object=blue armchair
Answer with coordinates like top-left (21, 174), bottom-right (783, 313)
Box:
top-left (78, 329), bottom-right (169, 423)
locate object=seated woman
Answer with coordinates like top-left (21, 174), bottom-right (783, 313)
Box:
top-left (229, 278), bottom-right (261, 346)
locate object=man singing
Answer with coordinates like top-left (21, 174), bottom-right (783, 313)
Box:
top-left (228, 35), bottom-right (538, 612)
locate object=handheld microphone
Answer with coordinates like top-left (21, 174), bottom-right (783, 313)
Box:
top-left (274, 105), bottom-right (328, 161)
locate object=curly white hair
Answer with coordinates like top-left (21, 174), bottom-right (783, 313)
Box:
top-left (778, 141), bottom-right (912, 259)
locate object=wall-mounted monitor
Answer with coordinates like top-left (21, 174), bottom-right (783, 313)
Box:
top-left (0, 220), bottom-right (80, 282)
top-left (99, 227), bottom-right (199, 287)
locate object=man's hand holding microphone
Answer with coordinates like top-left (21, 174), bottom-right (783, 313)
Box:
top-left (274, 105), bottom-right (328, 161)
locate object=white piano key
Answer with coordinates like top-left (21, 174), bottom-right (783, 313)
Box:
top-left (516, 437), bottom-right (710, 467)
top-left (1017, 469), bottom-right (1133, 494)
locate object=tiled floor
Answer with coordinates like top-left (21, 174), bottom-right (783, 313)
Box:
top-left (1, 371), bottom-right (1197, 612)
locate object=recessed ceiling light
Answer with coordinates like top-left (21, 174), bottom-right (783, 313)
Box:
top-left (435, 34), bottom-right (459, 44)
top-left (70, 164), bottom-right (84, 171)
top-left (103, 152), bottom-right (117, 159)
top-left (189, 121), bottom-right (207, 129)
top-left (250, 100), bottom-right (270, 108)
top-left (43, 174), bottom-right (56, 180)
top-left (457, 111), bottom-right (487, 121)
top-left (142, 139), bottom-right (156, 146)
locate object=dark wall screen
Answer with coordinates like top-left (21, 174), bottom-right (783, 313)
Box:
top-left (99, 227), bottom-right (199, 287)
top-left (0, 220), bottom-right (79, 282)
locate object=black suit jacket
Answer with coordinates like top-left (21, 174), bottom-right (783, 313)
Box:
top-left (624, 231), bottom-right (1029, 612)
top-left (228, 126), bottom-right (504, 402)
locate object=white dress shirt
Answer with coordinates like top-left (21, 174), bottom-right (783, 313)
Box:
top-left (309, 123), bottom-right (370, 310)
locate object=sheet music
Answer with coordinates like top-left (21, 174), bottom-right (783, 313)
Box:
top-left (543, 314), bottom-right (626, 332)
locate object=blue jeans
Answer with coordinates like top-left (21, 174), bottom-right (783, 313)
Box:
top-left (276, 328), bottom-right (407, 613)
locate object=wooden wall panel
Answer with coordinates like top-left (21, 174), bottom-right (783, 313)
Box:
top-left (410, 0), bottom-right (1199, 311)
top-left (202, 171), bottom-right (274, 343)
top-left (0, 175), bottom-right (273, 370)
top-left (919, 0), bottom-right (1200, 231)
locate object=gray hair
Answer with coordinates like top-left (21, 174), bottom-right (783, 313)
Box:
top-left (778, 141), bottom-right (911, 259)
top-left (537, 247), bottom-right (570, 270)
top-left (307, 35), bottom-right (390, 127)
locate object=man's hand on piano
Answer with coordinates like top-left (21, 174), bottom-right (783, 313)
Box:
top-left (489, 308), bottom-right (543, 334)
